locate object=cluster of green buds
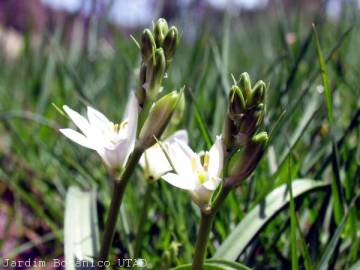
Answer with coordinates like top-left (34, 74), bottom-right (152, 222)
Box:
top-left (223, 72), bottom-right (269, 187)
top-left (136, 18), bottom-right (179, 110)
top-left (136, 18), bottom-right (181, 150)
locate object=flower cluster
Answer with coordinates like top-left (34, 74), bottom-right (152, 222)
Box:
top-left (60, 19), bottom-right (181, 172)
top-left (58, 18), bottom-right (271, 269)
top-left (223, 72), bottom-right (269, 187)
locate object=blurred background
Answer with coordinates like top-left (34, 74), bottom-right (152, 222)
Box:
top-left (0, 0), bottom-right (355, 58)
top-left (0, 0), bottom-right (359, 269)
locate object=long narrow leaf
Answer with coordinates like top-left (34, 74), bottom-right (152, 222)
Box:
top-left (64, 187), bottom-right (99, 270)
top-left (288, 158), bottom-right (299, 270)
top-left (315, 202), bottom-right (354, 270)
top-left (313, 24), bottom-right (333, 124)
top-left (214, 179), bottom-right (330, 260)
top-left (313, 24), bottom-right (344, 225)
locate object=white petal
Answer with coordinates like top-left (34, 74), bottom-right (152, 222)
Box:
top-left (123, 91), bottom-right (139, 120)
top-left (143, 144), bottom-right (172, 179)
top-left (60, 128), bottom-right (96, 150)
top-left (162, 173), bottom-right (196, 190)
top-left (98, 139), bottom-right (129, 169)
top-left (139, 153), bottom-right (146, 169)
top-left (174, 138), bottom-right (196, 157)
top-left (166, 129), bottom-right (188, 144)
top-left (63, 105), bottom-right (91, 135)
top-left (87, 106), bottom-right (111, 128)
top-left (168, 140), bottom-right (194, 175)
top-left (203, 176), bottom-right (222, 191)
top-left (190, 186), bottom-right (213, 206)
top-left (124, 92), bottom-right (139, 154)
top-left (208, 135), bottom-right (224, 177)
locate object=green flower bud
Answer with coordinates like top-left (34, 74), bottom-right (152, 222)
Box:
top-left (248, 80), bottom-right (266, 108)
top-left (226, 132), bottom-right (268, 187)
top-left (238, 72), bottom-right (252, 102)
top-left (229, 85), bottom-right (246, 122)
top-left (154, 18), bottom-right (169, 47)
top-left (163, 26), bottom-right (179, 60)
top-left (223, 115), bottom-right (237, 154)
top-left (169, 91), bottom-right (185, 126)
top-left (238, 106), bottom-right (264, 137)
top-left (138, 91), bottom-right (180, 149)
top-left (141, 29), bottom-right (156, 62)
top-left (135, 64), bottom-right (148, 108)
top-left (147, 48), bottom-right (166, 98)
top-left (162, 91), bottom-right (185, 138)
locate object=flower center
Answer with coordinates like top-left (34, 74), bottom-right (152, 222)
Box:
top-left (112, 120), bottom-right (128, 133)
top-left (108, 120), bottom-right (129, 144)
top-left (191, 152), bottom-right (210, 184)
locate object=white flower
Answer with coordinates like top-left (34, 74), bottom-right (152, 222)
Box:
top-left (60, 92), bottom-right (139, 170)
top-left (139, 130), bottom-right (188, 181)
top-left (162, 136), bottom-right (224, 207)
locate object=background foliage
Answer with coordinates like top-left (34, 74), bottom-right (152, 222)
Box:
top-left (0, 1), bottom-right (359, 269)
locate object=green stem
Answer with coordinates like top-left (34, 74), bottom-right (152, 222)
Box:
top-left (191, 186), bottom-right (231, 270)
top-left (133, 182), bottom-right (154, 257)
top-left (192, 211), bottom-right (214, 270)
top-left (97, 149), bottom-right (143, 269)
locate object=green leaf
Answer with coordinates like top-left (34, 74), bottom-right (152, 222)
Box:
top-left (313, 24), bottom-right (333, 124)
top-left (172, 259), bottom-right (251, 270)
top-left (295, 212), bottom-right (314, 270)
top-left (188, 88), bottom-right (213, 148)
top-left (315, 202), bottom-right (354, 270)
top-left (64, 187), bottom-right (100, 270)
top-left (214, 179), bottom-right (330, 260)
top-left (313, 24), bottom-right (344, 225)
top-left (349, 260), bottom-right (360, 270)
top-left (287, 158), bottom-right (299, 270)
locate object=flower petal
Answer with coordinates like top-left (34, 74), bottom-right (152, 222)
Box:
top-left (141, 144), bottom-right (172, 179)
top-left (87, 106), bottom-right (111, 129)
top-left (208, 135), bottom-right (224, 177)
top-left (123, 91), bottom-right (139, 120)
top-left (190, 186), bottom-right (213, 206)
top-left (203, 176), bottom-right (222, 191)
top-left (60, 128), bottom-right (96, 150)
top-left (63, 105), bottom-right (91, 136)
top-left (162, 173), bottom-right (196, 190)
top-left (124, 92), bottom-right (139, 154)
top-left (98, 139), bottom-right (129, 169)
top-left (168, 139), bottom-right (195, 175)
top-left (166, 129), bottom-right (188, 144)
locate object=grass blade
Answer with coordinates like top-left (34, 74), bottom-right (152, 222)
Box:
top-left (287, 157), bottom-right (298, 270)
top-left (64, 186), bottom-right (99, 270)
top-left (214, 179), bottom-right (330, 260)
top-left (187, 87), bottom-right (213, 148)
top-left (313, 24), bottom-right (333, 124)
top-left (313, 24), bottom-right (345, 225)
top-left (315, 200), bottom-right (355, 270)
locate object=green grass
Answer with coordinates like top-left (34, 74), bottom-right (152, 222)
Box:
top-left (0, 3), bottom-right (359, 270)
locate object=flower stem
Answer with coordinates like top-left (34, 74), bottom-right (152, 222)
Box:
top-left (134, 182), bottom-right (154, 257)
top-left (191, 187), bottom-right (231, 270)
top-left (192, 211), bottom-right (214, 270)
top-left (97, 149), bottom-right (143, 269)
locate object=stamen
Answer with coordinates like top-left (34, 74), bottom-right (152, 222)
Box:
top-left (203, 151), bottom-right (209, 171)
top-left (112, 121), bottom-right (128, 133)
top-left (191, 156), bottom-right (197, 172)
top-left (113, 123), bottom-right (120, 132)
top-left (120, 120), bottom-right (128, 129)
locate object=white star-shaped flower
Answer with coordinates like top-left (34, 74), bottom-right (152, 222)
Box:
top-left (162, 136), bottom-right (224, 207)
top-left (60, 92), bottom-right (138, 170)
